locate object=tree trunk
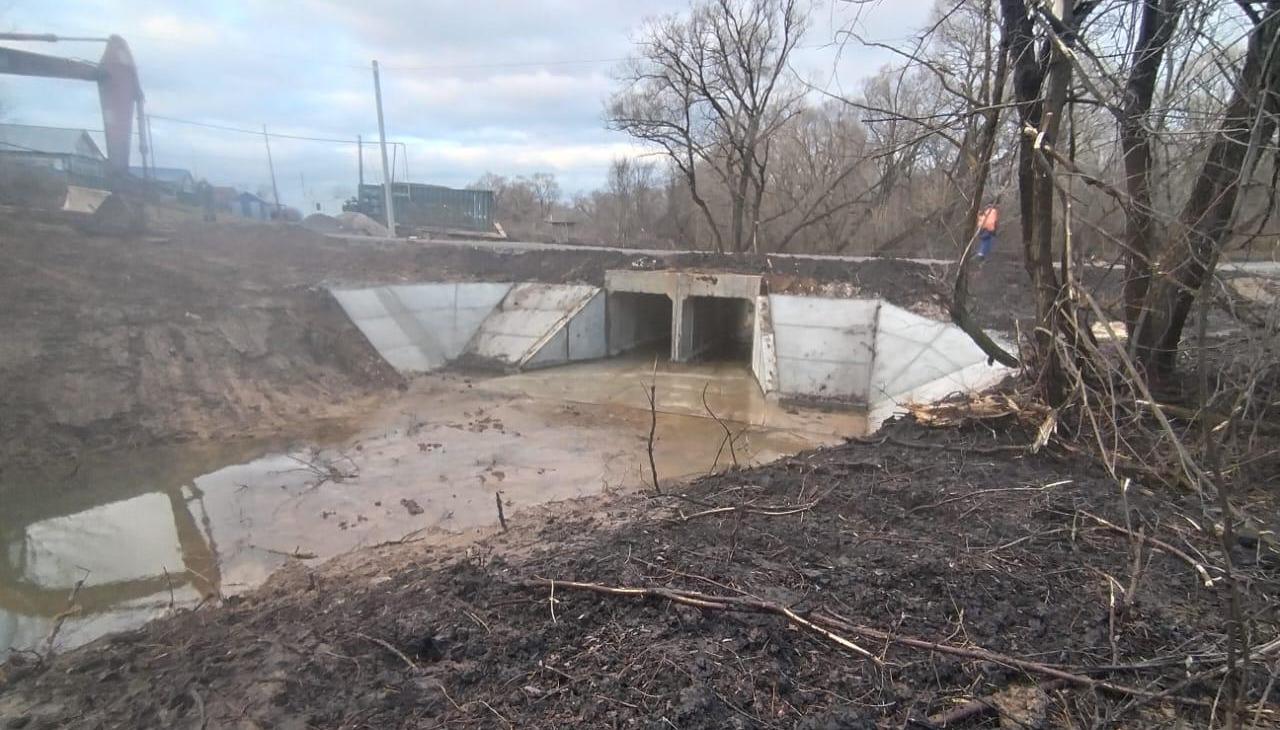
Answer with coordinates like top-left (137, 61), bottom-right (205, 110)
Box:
top-left (1002, 0), bottom-right (1071, 403)
top-left (1136, 0), bottom-right (1280, 375)
top-left (952, 0), bottom-right (1020, 368)
top-left (1120, 0), bottom-right (1183, 350)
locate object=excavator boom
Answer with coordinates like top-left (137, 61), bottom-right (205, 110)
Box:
top-left (0, 34), bottom-right (147, 179)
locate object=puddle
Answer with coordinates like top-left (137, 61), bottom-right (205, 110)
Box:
top-left (0, 360), bottom-right (863, 657)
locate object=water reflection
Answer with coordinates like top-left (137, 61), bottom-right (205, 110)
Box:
top-left (1, 361), bottom-right (863, 657)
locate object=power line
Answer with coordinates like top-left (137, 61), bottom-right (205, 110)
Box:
top-left (147, 114), bottom-right (361, 145)
top-left (380, 56), bottom-right (627, 72)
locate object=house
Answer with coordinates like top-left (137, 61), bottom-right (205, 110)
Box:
top-left (235, 191), bottom-right (274, 221)
top-left (546, 213), bottom-right (581, 244)
top-left (210, 186), bottom-right (239, 212)
top-left (130, 166), bottom-right (195, 198)
top-left (0, 124), bottom-right (107, 186)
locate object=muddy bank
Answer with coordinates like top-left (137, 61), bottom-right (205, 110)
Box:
top-left (3, 418), bottom-right (1275, 728)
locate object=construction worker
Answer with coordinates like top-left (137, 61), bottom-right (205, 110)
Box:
top-left (976, 201), bottom-right (999, 261)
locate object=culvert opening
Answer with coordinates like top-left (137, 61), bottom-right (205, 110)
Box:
top-left (678, 295), bottom-right (754, 363)
top-left (608, 291), bottom-right (673, 359)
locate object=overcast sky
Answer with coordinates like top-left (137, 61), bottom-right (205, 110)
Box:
top-left (0, 0), bottom-right (934, 212)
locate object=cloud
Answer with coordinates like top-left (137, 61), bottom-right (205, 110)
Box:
top-left (1, 0), bottom-right (936, 211)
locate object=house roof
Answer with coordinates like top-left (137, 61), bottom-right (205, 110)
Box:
top-left (0, 124), bottom-right (104, 160)
top-left (130, 166), bottom-right (193, 184)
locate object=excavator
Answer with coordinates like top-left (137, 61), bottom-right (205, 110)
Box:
top-left (0, 33), bottom-right (150, 232)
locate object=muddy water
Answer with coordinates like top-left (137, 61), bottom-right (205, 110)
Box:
top-left (0, 359), bottom-right (863, 656)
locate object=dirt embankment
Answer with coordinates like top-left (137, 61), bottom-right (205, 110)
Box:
top-left (2, 418), bottom-right (1274, 728)
top-left (1, 213), bottom-right (1031, 476)
top-left (0, 214), bottom-right (403, 475)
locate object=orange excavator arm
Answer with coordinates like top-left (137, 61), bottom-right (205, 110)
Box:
top-left (0, 34), bottom-right (147, 180)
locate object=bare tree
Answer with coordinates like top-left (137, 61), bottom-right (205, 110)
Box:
top-left (607, 157), bottom-right (658, 245)
top-left (530, 172), bottom-right (561, 222)
top-left (608, 0), bottom-right (807, 252)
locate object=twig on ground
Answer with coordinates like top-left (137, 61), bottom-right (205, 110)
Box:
top-left (813, 609), bottom-right (1216, 708)
top-left (357, 632), bottom-right (419, 672)
top-left (848, 434), bottom-right (1030, 455)
top-left (1079, 511), bottom-right (1214, 587)
top-left (495, 491), bottom-right (508, 532)
top-left (43, 568), bottom-right (89, 660)
top-left (905, 480), bottom-right (1070, 515)
top-left (644, 357), bottom-right (661, 494)
top-left (251, 544), bottom-right (319, 560)
top-left (163, 565), bottom-right (176, 611)
top-left (701, 381), bottom-right (739, 470)
top-left (525, 578), bottom-right (881, 664)
top-left (522, 577), bottom-right (1229, 708)
top-left (675, 500), bottom-right (821, 522)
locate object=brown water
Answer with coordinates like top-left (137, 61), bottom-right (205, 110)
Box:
top-left (0, 359), bottom-right (864, 656)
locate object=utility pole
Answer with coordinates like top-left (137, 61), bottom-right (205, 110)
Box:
top-left (372, 60), bottom-right (396, 236)
top-left (146, 114), bottom-right (157, 178)
top-left (262, 124), bottom-right (281, 218)
top-left (357, 134), bottom-right (364, 188)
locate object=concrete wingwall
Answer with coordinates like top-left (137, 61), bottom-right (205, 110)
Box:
top-left (764, 295), bottom-right (1009, 427)
top-left (469, 284), bottom-right (603, 369)
top-left (866, 303), bottom-right (1010, 427)
top-left (330, 282), bottom-right (607, 374)
top-left (330, 283), bottom-right (512, 372)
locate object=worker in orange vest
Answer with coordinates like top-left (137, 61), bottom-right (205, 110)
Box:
top-left (976, 202), bottom-right (999, 260)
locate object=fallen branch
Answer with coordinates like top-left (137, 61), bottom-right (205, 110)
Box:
top-left (1078, 511), bottom-right (1214, 588)
top-left (251, 544), bottom-right (319, 560)
top-left (357, 632), bottom-right (419, 673)
top-left (849, 434), bottom-right (1030, 456)
top-left (812, 610), bottom-right (1215, 708)
top-left (904, 481), bottom-right (1070, 516)
top-left (676, 499), bottom-right (821, 522)
top-left (523, 578), bottom-right (881, 665)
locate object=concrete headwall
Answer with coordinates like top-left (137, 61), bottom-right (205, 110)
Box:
top-left (606, 270), bottom-right (761, 362)
top-left (330, 283), bottom-right (511, 372)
